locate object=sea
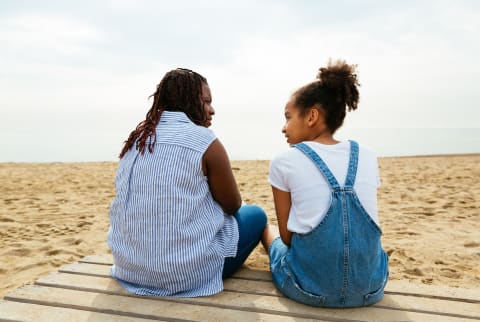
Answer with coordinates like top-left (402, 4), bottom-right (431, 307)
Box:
top-left (232, 127), bottom-right (480, 161)
top-left (1, 127), bottom-right (479, 163)
top-left (335, 127), bottom-right (480, 158)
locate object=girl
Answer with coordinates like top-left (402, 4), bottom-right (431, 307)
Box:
top-left (108, 68), bottom-right (266, 297)
top-left (262, 60), bottom-right (388, 307)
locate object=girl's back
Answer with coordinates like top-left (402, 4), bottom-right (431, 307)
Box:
top-left (281, 140), bottom-right (388, 307)
top-left (269, 140), bottom-right (380, 233)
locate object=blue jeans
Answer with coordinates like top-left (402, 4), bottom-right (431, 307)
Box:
top-left (222, 204), bottom-right (267, 279)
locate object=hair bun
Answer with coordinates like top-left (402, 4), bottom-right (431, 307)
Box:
top-left (316, 59), bottom-right (360, 111)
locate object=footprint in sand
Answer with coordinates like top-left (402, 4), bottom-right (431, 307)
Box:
top-left (0, 216), bottom-right (15, 222)
top-left (46, 249), bottom-right (81, 256)
top-left (421, 278), bottom-right (434, 284)
top-left (77, 221), bottom-right (93, 228)
top-left (39, 245), bottom-right (53, 251)
top-left (464, 241), bottom-right (479, 248)
top-left (4, 248), bottom-right (32, 256)
top-left (440, 268), bottom-right (461, 279)
top-left (62, 237), bottom-right (83, 245)
top-left (405, 268), bottom-right (424, 276)
top-left (395, 230), bottom-right (420, 236)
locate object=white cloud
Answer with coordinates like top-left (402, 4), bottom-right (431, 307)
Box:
top-left (1, 1), bottom-right (479, 161)
top-left (0, 13), bottom-right (103, 55)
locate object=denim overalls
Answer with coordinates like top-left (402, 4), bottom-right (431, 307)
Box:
top-left (269, 141), bottom-right (389, 307)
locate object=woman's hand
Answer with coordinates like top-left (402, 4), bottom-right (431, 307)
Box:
top-left (203, 139), bottom-right (242, 215)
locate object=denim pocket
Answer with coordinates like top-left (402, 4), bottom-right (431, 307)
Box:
top-left (364, 253), bottom-right (389, 306)
top-left (281, 275), bottom-right (326, 307)
top-left (363, 278), bottom-right (387, 306)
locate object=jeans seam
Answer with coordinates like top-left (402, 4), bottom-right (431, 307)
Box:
top-left (340, 191), bottom-right (349, 305)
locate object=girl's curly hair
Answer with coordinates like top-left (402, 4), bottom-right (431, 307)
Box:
top-left (294, 59), bottom-right (360, 134)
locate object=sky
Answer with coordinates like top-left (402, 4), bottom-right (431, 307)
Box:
top-left (1, 0), bottom-right (479, 162)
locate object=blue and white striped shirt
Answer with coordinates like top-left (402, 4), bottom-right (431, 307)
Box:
top-left (107, 111), bottom-right (239, 297)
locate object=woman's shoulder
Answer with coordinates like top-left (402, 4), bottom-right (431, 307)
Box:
top-left (190, 123), bottom-right (216, 140)
top-left (156, 120), bottom-right (217, 150)
top-left (183, 125), bottom-right (217, 153)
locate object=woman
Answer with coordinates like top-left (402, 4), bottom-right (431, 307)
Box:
top-left (107, 68), bottom-right (266, 297)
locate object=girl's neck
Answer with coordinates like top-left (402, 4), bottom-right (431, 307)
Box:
top-left (309, 132), bottom-right (339, 145)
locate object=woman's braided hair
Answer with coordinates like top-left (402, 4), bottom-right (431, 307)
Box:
top-left (119, 68), bottom-right (207, 158)
top-left (294, 59), bottom-right (360, 134)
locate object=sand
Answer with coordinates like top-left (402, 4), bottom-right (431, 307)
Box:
top-left (1, 155), bottom-right (479, 298)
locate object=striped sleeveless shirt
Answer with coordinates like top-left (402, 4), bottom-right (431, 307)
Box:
top-left (107, 111), bottom-right (239, 297)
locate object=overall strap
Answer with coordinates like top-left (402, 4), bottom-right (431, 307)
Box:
top-left (294, 143), bottom-right (340, 190)
top-left (344, 140), bottom-right (359, 188)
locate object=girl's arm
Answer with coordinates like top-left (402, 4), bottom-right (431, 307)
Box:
top-left (272, 186), bottom-right (293, 246)
top-left (203, 139), bottom-right (242, 215)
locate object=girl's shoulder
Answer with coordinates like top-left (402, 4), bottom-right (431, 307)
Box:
top-left (355, 142), bottom-right (378, 162)
top-left (270, 141), bottom-right (378, 169)
top-left (271, 146), bottom-right (302, 164)
top-left (269, 146), bottom-right (312, 174)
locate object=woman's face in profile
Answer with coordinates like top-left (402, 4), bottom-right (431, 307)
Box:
top-left (201, 83), bottom-right (215, 127)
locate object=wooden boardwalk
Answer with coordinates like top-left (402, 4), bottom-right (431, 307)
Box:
top-left (1, 254), bottom-right (479, 321)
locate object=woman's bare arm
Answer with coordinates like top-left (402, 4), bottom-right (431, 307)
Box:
top-left (203, 139), bottom-right (242, 215)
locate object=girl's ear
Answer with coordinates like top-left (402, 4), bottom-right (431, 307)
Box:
top-left (307, 107), bottom-right (319, 126)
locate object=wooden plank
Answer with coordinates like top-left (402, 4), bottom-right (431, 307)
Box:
top-left (80, 254), bottom-right (480, 303)
top-left (232, 267), bottom-right (271, 281)
top-left (79, 254), bottom-right (113, 265)
top-left (59, 261), bottom-right (480, 319)
top-left (59, 262), bottom-right (280, 297)
top-left (60, 262), bottom-right (111, 277)
top-left (4, 286), bottom-right (326, 322)
top-left (2, 254), bottom-right (478, 322)
top-left (386, 280), bottom-right (480, 304)
top-left (25, 271), bottom-right (479, 321)
top-left (0, 300), bottom-right (163, 322)
top-left (80, 254), bottom-right (273, 281)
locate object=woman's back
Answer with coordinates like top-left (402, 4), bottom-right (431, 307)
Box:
top-left (108, 111), bottom-right (238, 297)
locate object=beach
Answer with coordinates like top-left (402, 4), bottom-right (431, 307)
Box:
top-left (1, 155), bottom-right (479, 298)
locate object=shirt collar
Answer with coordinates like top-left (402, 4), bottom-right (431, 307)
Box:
top-left (159, 111), bottom-right (192, 124)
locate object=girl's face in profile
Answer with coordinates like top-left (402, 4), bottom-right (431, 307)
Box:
top-left (201, 83), bottom-right (215, 128)
top-left (282, 97), bottom-right (310, 145)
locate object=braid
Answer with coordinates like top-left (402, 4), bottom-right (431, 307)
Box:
top-left (119, 68), bottom-right (208, 158)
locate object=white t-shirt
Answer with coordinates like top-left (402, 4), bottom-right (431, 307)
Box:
top-left (269, 141), bottom-right (380, 234)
